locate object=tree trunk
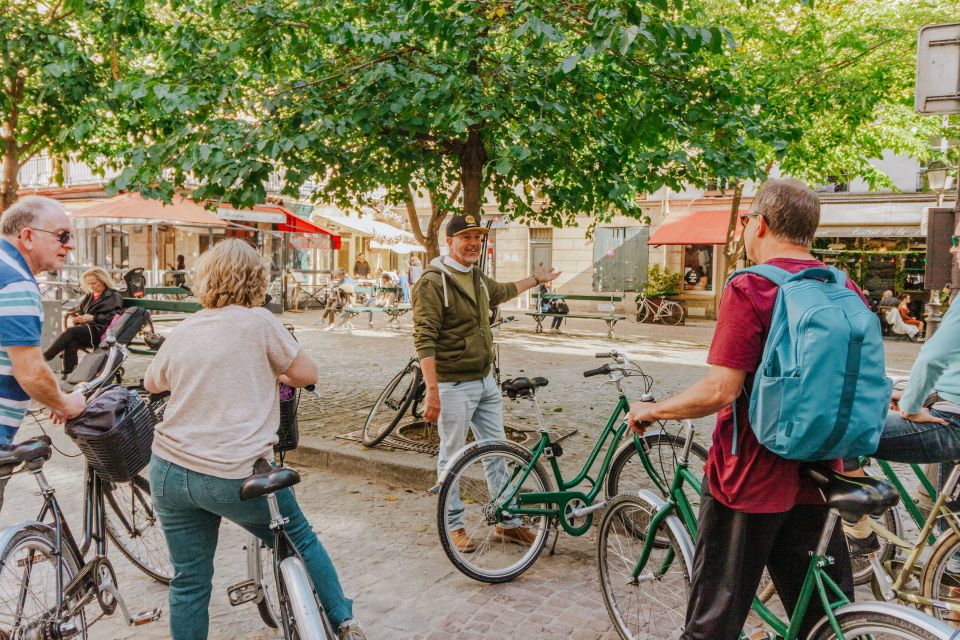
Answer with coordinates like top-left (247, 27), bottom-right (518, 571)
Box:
top-left (721, 181), bottom-right (745, 281)
top-left (1, 140), bottom-right (19, 211)
top-left (404, 183), bottom-right (461, 262)
top-left (460, 125), bottom-right (487, 219)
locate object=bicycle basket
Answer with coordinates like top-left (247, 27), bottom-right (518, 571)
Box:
top-left (66, 385), bottom-right (158, 483)
top-left (276, 386), bottom-right (300, 453)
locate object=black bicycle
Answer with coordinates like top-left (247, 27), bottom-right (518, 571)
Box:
top-left (361, 316), bottom-right (514, 447)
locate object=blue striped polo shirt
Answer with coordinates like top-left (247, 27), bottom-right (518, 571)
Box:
top-left (0, 239), bottom-right (42, 445)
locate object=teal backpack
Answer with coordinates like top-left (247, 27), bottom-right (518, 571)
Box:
top-left (726, 265), bottom-right (891, 461)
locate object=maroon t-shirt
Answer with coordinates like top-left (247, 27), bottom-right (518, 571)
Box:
top-left (705, 258), bottom-right (868, 513)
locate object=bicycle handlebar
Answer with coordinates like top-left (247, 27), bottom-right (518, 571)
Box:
top-left (583, 364), bottom-right (613, 378)
top-left (595, 351), bottom-right (614, 359)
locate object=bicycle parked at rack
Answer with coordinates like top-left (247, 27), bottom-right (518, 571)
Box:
top-left (361, 315), bottom-right (516, 448)
top-left (596, 422), bottom-right (954, 640)
top-left (434, 350), bottom-right (708, 583)
top-left (632, 293), bottom-right (684, 325)
top-left (0, 337), bottom-right (165, 638)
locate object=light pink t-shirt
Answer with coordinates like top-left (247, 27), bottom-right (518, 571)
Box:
top-left (147, 305), bottom-right (300, 478)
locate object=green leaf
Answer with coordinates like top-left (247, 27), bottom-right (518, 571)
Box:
top-left (561, 55), bottom-right (579, 73)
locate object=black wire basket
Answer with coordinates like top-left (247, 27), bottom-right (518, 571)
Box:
top-left (276, 388), bottom-right (300, 453)
top-left (69, 390), bottom-right (158, 483)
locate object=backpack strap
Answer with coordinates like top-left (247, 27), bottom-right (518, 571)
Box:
top-left (810, 320), bottom-right (866, 459)
top-left (724, 264), bottom-right (790, 289)
top-left (784, 266), bottom-right (846, 286)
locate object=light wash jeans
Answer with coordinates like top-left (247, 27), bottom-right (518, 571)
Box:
top-left (149, 456), bottom-right (352, 639)
top-left (437, 373), bottom-right (518, 531)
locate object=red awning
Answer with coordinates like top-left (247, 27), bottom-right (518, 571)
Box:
top-left (647, 209), bottom-right (745, 245)
top-left (70, 193), bottom-right (227, 226)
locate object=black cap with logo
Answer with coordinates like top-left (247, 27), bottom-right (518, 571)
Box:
top-left (446, 214), bottom-right (488, 237)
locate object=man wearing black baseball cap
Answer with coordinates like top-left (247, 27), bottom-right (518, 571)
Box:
top-left (413, 214), bottom-right (559, 553)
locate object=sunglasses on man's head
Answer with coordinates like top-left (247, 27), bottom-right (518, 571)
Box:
top-left (31, 228), bottom-right (73, 245)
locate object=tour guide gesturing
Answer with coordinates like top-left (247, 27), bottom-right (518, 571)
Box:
top-left (412, 214), bottom-right (559, 553)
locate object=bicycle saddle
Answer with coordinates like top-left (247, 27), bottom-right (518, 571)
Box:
top-left (801, 466), bottom-right (899, 523)
top-left (0, 436), bottom-right (52, 469)
top-left (501, 377), bottom-right (548, 399)
top-left (240, 458), bottom-right (301, 501)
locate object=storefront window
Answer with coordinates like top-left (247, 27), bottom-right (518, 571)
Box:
top-left (683, 244), bottom-right (713, 291)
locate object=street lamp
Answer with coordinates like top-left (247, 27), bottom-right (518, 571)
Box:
top-left (926, 165), bottom-right (949, 207)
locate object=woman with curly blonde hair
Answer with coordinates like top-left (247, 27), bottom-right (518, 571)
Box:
top-left (144, 239), bottom-right (364, 640)
top-left (43, 266), bottom-right (122, 375)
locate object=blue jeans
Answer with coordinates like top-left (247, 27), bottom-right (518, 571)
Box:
top-left (149, 456), bottom-right (352, 639)
top-left (874, 408), bottom-right (960, 492)
top-left (436, 374), bottom-right (519, 531)
top-left (399, 275), bottom-right (410, 304)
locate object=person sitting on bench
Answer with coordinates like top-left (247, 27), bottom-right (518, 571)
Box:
top-left (321, 282), bottom-right (354, 332)
top-left (898, 293), bottom-right (924, 338)
top-left (44, 267), bottom-right (122, 377)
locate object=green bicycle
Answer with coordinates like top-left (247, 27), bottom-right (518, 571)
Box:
top-left (435, 350), bottom-right (708, 583)
top-left (596, 423), bottom-right (955, 640)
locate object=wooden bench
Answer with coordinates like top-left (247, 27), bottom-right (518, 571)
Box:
top-left (526, 292), bottom-right (626, 339)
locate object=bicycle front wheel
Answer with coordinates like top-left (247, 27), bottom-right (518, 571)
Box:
top-left (808, 609), bottom-right (955, 639)
top-left (0, 526), bottom-right (88, 638)
top-left (661, 302), bottom-right (684, 326)
top-left (361, 363), bottom-right (420, 447)
top-left (920, 528), bottom-right (960, 622)
top-left (606, 428), bottom-right (708, 511)
top-left (437, 443), bottom-right (551, 583)
top-left (103, 472), bottom-right (173, 584)
top-left (598, 494), bottom-right (692, 640)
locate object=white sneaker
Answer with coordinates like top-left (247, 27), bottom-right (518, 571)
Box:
top-left (338, 619), bottom-right (366, 640)
top-left (322, 325), bottom-right (335, 332)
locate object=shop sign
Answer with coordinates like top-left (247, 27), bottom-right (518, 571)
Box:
top-left (815, 226), bottom-right (921, 238)
top-left (605, 248), bottom-right (616, 257)
top-left (216, 208), bottom-right (286, 224)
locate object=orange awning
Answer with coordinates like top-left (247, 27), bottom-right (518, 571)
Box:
top-left (648, 209), bottom-right (745, 245)
top-left (70, 193), bottom-right (227, 226)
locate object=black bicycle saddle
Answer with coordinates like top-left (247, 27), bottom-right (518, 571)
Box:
top-left (501, 377), bottom-right (549, 399)
top-left (0, 437), bottom-right (52, 469)
top-left (801, 466), bottom-right (899, 523)
top-left (239, 458), bottom-right (301, 501)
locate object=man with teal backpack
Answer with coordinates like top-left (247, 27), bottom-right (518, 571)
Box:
top-left (627, 178), bottom-right (889, 639)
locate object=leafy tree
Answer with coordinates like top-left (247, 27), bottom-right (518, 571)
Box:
top-left (112, 0), bottom-right (772, 259)
top-left (700, 0), bottom-right (957, 277)
top-left (0, 0), bottom-right (125, 209)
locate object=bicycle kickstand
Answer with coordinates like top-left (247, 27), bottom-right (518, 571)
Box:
top-left (547, 517), bottom-right (561, 556)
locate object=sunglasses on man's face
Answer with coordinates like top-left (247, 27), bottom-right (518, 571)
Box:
top-left (952, 235), bottom-right (959, 248)
top-left (31, 228), bottom-right (73, 245)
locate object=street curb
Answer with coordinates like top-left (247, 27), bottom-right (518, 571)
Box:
top-left (287, 439), bottom-right (437, 489)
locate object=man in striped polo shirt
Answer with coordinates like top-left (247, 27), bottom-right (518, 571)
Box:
top-left (0, 196), bottom-right (86, 511)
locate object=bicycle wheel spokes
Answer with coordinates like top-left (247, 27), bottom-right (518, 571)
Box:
top-left (439, 446), bottom-right (549, 583)
top-left (607, 429), bottom-right (707, 512)
top-left (662, 302), bottom-right (684, 326)
top-left (0, 532), bottom-right (84, 637)
top-left (598, 495), bottom-right (689, 640)
top-left (104, 474), bottom-right (173, 584)
top-left (362, 364), bottom-right (419, 447)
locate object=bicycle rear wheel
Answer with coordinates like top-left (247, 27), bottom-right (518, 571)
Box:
top-left (598, 494), bottom-right (692, 640)
top-left (279, 556), bottom-right (336, 640)
top-left (660, 302), bottom-right (684, 326)
top-left (361, 363), bottom-right (420, 447)
top-left (920, 528), bottom-right (960, 623)
top-left (250, 537), bottom-right (280, 629)
top-left (808, 609), bottom-right (954, 639)
top-left (103, 472), bottom-right (173, 584)
top-left (0, 525), bottom-right (88, 639)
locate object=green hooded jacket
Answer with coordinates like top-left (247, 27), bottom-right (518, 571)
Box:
top-left (412, 257), bottom-right (518, 382)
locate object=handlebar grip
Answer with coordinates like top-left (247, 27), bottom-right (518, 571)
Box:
top-left (595, 352), bottom-right (614, 359)
top-left (583, 364), bottom-right (612, 378)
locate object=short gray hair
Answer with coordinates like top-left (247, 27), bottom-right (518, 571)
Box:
top-left (1, 196), bottom-right (65, 236)
top-left (750, 178), bottom-right (820, 247)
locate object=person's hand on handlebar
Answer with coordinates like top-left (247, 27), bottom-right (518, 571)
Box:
top-left (627, 402), bottom-right (657, 435)
top-left (50, 390), bottom-right (86, 425)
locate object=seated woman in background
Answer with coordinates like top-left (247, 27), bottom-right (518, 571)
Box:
top-left (898, 293), bottom-right (925, 337)
top-left (43, 267), bottom-right (123, 376)
top-left (322, 282), bottom-right (354, 331)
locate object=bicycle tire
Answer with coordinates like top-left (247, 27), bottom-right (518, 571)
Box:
top-left (410, 382), bottom-right (426, 421)
top-left (661, 301), bottom-right (684, 326)
top-left (606, 428), bottom-right (708, 508)
top-left (597, 493), bottom-right (693, 640)
top-left (636, 301), bottom-right (650, 323)
top-left (808, 609), bottom-right (954, 639)
top-left (0, 525), bottom-right (88, 638)
top-left (361, 363), bottom-right (420, 447)
top-left (437, 442), bottom-right (551, 583)
top-left (920, 527), bottom-right (960, 622)
top-left (279, 556), bottom-right (334, 640)
top-left (103, 473), bottom-right (174, 584)
top-left (250, 538), bottom-right (280, 629)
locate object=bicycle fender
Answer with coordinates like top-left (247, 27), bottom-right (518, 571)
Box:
top-left (636, 489), bottom-right (696, 578)
top-left (806, 600), bottom-right (955, 639)
top-left (436, 439), bottom-right (530, 488)
top-left (0, 520), bottom-right (56, 553)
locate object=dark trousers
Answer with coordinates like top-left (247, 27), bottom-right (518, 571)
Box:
top-left (43, 324), bottom-right (97, 374)
top-left (550, 315), bottom-right (563, 329)
top-left (682, 479), bottom-right (853, 640)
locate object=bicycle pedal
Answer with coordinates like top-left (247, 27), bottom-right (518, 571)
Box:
top-left (226, 579), bottom-right (259, 606)
top-left (746, 633), bottom-right (774, 640)
top-left (130, 607), bottom-right (162, 626)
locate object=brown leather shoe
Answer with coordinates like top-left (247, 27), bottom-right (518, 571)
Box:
top-left (495, 525), bottom-right (538, 545)
top-left (450, 528), bottom-right (476, 553)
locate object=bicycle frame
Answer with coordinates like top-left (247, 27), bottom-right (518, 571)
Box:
top-left (628, 428), bottom-right (853, 640)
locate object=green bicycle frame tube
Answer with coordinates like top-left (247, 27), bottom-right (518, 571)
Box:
top-left (875, 459), bottom-right (938, 545)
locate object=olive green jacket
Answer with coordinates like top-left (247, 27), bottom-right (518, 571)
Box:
top-left (412, 257), bottom-right (518, 382)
